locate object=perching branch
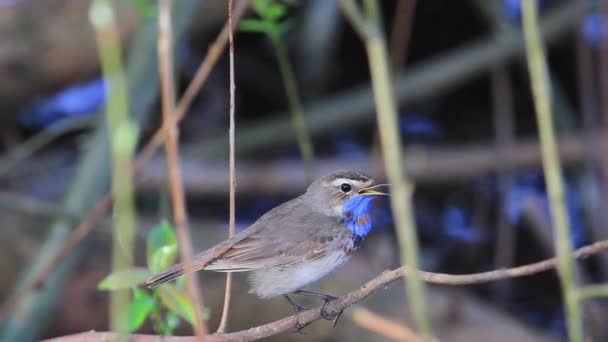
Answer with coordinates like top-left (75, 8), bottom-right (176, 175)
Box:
top-left (44, 240), bottom-right (608, 342)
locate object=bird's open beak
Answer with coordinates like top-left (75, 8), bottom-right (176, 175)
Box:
top-left (358, 184), bottom-right (390, 196)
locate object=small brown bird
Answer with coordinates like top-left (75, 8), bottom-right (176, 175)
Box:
top-left (146, 170), bottom-right (387, 321)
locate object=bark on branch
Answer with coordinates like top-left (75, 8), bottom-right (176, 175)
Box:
top-left (44, 240), bottom-right (608, 342)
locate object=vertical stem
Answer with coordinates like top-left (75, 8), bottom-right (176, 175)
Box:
top-left (521, 2), bottom-right (583, 341)
top-left (89, 0), bottom-right (137, 332)
top-left (158, 0), bottom-right (208, 339)
top-left (270, 33), bottom-right (315, 180)
top-left (389, 0), bottom-right (417, 69)
top-left (341, 0), bottom-right (432, 337)
top-left (216, 0), bottom-right (236, 334)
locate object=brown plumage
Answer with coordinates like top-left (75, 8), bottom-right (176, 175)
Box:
top-left (145, 170), bottom-right (386, 299)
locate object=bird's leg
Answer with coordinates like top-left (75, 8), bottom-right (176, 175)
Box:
top-left (284, 295), bottom-right (309, 332)
top-left (294, 290), bottom-right (344, 327)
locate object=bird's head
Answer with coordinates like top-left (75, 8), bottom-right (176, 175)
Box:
top-left (306, 170), bottom-right (388, 238)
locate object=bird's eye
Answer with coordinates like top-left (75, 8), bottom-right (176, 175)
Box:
top-left (340, 183), bottom-right (352, 193)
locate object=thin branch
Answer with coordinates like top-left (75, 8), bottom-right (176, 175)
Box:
top-left (577, 284), bottom-right (608, 301)
top-left (158, 0), bottom-right (207, 338)
top-left (136, 0), bottom-right (250, 173)
top-left (341, 0), bottom-right (432, 337)
top-left (216, 0), bottom-right (236, 334)
top-left (269, 26), bottom-right (315, 178)
top-left (43, 240), bottom-right (608, 342)
top-left (0, 0), bottom-right (250, 325)
top-left (522, 2), bottom-right (583, 341)
top-left (338, 0), bottom-right (370, 39)
top-left (389, 0), bottom-right (416, 70)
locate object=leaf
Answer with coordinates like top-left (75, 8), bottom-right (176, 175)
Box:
top-left (133, 0), bottom-right (157, 18)
top-left (97, 268), bottom-right (152, 290)
top-left (149, 244), bottom-right (178, 274)
top-left (239, 19), bottom-right (273, 33)
top-left (166, 311), bottom-right (181, 332)
top-left (251, 0), bottom-right (271, 16)
top-left (157, 284), bottom-right (209, 325)
top-left (147, 221), bottom-right (177, 268)
top-left (126, 293), bottom-right (156, 332)
top-left (264, 4), bottom-right (286, 21)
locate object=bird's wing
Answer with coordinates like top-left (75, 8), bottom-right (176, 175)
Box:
top-left (202, 198), bottom-right (348, 272)
top-left (145, 196), bottom-right (346, 288)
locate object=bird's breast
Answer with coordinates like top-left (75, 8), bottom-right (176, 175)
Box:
top-left (247, 239), bottom-right (354, 298)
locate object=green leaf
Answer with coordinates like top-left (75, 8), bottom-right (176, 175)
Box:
top-left (157, 284), bottom-right (209, 325)
top-left (149, 244), bottom-right (178, 274)
top-left (147, 221), bottom-right (177, 269)
top-left (264, 4), bottom-right (286, 21)
top-left (133, 0), bottom-right (157, 18)
top-left (239, 19), bottom-right (273, 33)
top-left (97, 268), bottom-right (152, 290)
top-left (166, 311), bottom-right (181, 332)
top-left (126, 293), bottom-right (156, 332)
top-left (251, 0), bottom-right (271, 16)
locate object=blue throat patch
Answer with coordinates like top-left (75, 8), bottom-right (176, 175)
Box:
top-left (342, 195), bottom-right (375, 239)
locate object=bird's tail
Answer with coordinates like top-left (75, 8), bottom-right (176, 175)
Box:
top-left (145, 263), bottom-right (185, 288)
top-left (145, 239), bottom-right (238, 288)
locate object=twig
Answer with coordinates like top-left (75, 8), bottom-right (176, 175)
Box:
top-left (577, 284), bottom-right (608, 301)
top-left (521, 2), bottom-right (583, 341)
top-left (216, 0), bottom-right (236, 334)
top-left (269, 21), bottom-right (315, 179)
top-left (0, 0), bottom-right (250, 326)
top-left (90, 0), bottom-right (138, 331)
top-left (136, 0), bottom-right (250, 173)
top-left (389, 0), bottom-right (416, 69)
top-left (43, 240), bottom-right (608, 342)
top-left (351, 307), bottom-right (427, 342)
top-left (340, 0), bottom-right (432, 337)
top-left (158, 0), bottom-right (207, 338)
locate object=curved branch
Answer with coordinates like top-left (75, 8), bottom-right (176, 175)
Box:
top-left (44, 240), bottom-right (608, 342)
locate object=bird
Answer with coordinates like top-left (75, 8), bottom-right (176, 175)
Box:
top-left (145, 170), bottom-right (387, 326)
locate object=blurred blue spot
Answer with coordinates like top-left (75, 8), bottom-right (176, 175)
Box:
top-left (524, 310), bottom-right (544, 325)
top-left (503, 0), bottom-right (558, 22)
top-left (19, 78), bottom-right (105, 127)
top-left (400, 113), bottom-right (439, 140)
top-left (0, 0), bottom-right (19, 7)
top-left (179, 41), bottom-right (193, 66)
top-left (371, 200), bottom-right (394, 230)
top-left (550, 311), bottom-right (567, 338)
top-left (504, 171), bottom-right (586, 247)
top-left (441, 206), bottom-right (485, 243)
top-left (334, 139), bottom-right (368, 158)
top-left (583, 14), bottom-right (608, 48)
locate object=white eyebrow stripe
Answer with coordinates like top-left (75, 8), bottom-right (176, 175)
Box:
top-left (330, 178), bottom-right (364, 187)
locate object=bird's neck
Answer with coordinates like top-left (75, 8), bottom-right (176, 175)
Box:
top-left (341, 196), bottom-right (374, 239)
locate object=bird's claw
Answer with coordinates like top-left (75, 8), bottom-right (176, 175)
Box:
top-left (293, 319), bottom-right (310, 333)
top-left (320, 296), bottom-right (343, 327)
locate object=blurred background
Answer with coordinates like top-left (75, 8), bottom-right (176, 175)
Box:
top-left (0, 0), bottom-right (606, 341)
